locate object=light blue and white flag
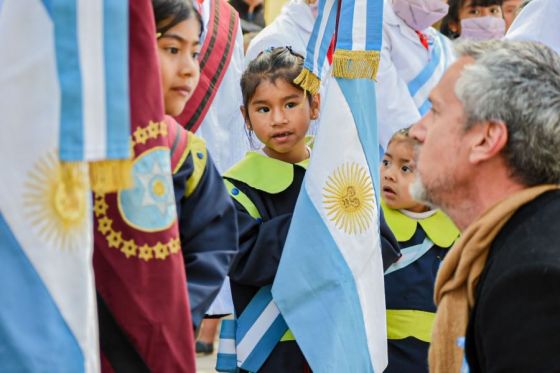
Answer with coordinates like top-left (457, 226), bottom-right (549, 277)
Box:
top-left (49, 0), bottom-right (130, 162)
top-left (0, 0), bottom-right (129, 371)
top-left (272, 0), bottom-right (387, 372)
top-left (294, 0), bottom-right (339, 94)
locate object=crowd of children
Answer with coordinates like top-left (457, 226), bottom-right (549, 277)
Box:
top-left (152, 0), bottom-right (528, 371)
top-left (100, 0), bottom-right (560, 368)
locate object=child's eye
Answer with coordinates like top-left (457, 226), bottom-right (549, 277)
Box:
top-left (402, 165), bottom-right (413, 173)
top-left (467, 7), bottom-right (480, 15)
top-left (256, 107), bottom-right (270, 113)
top-left (381, 159), bottom-right (390, 167)
top-left (166, 47), bottom-right (180, 55)
top-left (490, 7), bottom-right (501, 14)
top-left (193, 52), bottom-right (200, 60)
top-left (285, 102), bottom-right (298, 109)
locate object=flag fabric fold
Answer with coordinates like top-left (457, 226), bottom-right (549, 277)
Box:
top-left (93, 0), bottom-right (196, 371)
top-left (272, 0), bottom-right (387, 371)
top-left (0, 0), bottom-right (130, 371)
top-left (293, 0), bottom-right (339, 94)
top-left (332, 0), bottom-right (383, 80)
top-left (49, 0), bottom-right (132, 193)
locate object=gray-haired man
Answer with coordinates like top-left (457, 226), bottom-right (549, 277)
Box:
top-left (410, 40), bottom-right (560, 372)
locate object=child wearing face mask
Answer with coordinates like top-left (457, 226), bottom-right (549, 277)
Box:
top-left (441, 0), bottom-right (506, 40)
top-left (376, 0), bottom-right (455, 150)
top-left (381, 128), bottom-right (459, 373)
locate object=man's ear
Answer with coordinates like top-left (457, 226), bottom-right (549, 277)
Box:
top-left (240, 105), bottom-right (251, 129)
top-left (310, 93), bottom-right (320, 120)
top-left (469, 120), bottom-right (508, 164)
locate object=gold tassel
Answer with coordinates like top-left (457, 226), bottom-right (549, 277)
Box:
top-left (89, 159), bottom-right (134, 193)
top-left (332, 50), bottom-right (381, 80)
top-left (293, 68), bottom-right (321, 95)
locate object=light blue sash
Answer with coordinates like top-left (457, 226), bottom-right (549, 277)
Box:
top-left (216, 285), bottom-right (289, 372)
top-left (407, 33), bottom-right (450, 116)
top-left (385, 237), bottom-right (433, 275)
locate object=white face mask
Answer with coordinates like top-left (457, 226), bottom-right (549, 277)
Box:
top-left (391, 0), bottom-right (449, 31)
top-left (460, 16), bottom-right (506, 40)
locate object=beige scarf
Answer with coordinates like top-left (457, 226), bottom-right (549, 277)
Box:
top-left (429, 184), bottom-right (559, 373)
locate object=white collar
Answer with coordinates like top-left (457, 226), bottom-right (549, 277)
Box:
top-left (399, 208), bottom-right (438, 220)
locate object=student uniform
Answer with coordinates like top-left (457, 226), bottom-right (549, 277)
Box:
top-left (167, 119), bottom-right (238, 328)
top-left (382, 202), bottom-right (459, 373)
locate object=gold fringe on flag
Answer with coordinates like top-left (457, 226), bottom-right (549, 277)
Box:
top-left (89, 159), bottom-right (134, 193)
top-left (332, 50), bottom-right (381, 80)
top-left (294, 68), bottom-right (321, 95)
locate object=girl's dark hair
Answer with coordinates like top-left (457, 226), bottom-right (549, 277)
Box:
top-left (440, 0), bottom-right (503, 39)
top-left (152, 0), bottom-right (204, 37)
top-left (240, 47), bottom-right (310, 110)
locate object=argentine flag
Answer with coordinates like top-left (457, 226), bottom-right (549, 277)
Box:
top-left (0, 0), bottom-right (128, 371)
top-left (272, 76), bottom-right (387, 373)
top-left (272, 0), bottom-right (387, 371)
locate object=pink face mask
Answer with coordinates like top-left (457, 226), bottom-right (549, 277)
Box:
top-left (392, 0), bottom-right (449, 31)
top-left (459, 16), bottom-right (506, 40)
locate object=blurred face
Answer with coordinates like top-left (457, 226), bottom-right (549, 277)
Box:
top-left (243, 79), bottom-right (319, 164)
top-left (502, 0), bottom-right (522, 30)
top-left (409, 57), bottom-right (475, 209)
top-left (381, 139), bottom-right (428, 212)
top-left (450, 0), bottom-right (502, 33)
top-left (157, 17), bottom-right (201, 116)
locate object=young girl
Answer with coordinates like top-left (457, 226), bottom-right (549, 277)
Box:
top-left (381, 128), bottom-right (459, 373)
top-left (440, 0), bottom-right (505, 40)
top-left (152, 0), bottom-right (238, 329)
top-left (223, 47), bottom-right (319, 372)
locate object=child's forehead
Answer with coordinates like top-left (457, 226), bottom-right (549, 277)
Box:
top-left (251, 78), bottom-right (304, 100)
top-left (461, 0), bottom-right (501, 7)
top-left (387, 138), bottom-right (415, 157)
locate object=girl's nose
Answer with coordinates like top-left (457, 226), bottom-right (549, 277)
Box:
top-left (271, 108), bottom-right (288, 126)
top-left (180, 55), bottom-right (197, 77)
top-left (384, 169), bottom-right (396, 181)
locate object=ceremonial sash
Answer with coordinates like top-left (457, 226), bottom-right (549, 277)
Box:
top-left (407, 33), bottom-right (450, 116)
top-left (216, 286), bottom-right (291, 372)
top-left (384, 237), bottom-right (433, 275)
top-left (174, 0), bottom-right (239, 132)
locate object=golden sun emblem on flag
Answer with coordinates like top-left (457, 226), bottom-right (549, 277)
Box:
top-left (23, 151), bottom-right (88, 250)
top-left (323, 163), bottom-right (375, 235)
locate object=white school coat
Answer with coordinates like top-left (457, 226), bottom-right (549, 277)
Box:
top-left (377, 1), bottom-right (455, 149)
top-left (245, 0), bottom-right (315, 64)
top-left (505, 0), bottom-right (560, 54)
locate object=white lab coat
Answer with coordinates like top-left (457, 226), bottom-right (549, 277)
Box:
top-left (377, 1), bottom-right (454, 149)
top-left (505, 0), bottom-right (560, 54)
top-left (245, 0), bottom-right (315, 64)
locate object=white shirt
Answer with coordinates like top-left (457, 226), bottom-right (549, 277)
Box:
top-left (377, 1), bottom-right (454, 149)
top-left (505, 0), bottom-right (560, 55)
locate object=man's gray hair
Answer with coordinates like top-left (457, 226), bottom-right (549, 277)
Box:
top-left (454, 40), bottom-right (560, 186)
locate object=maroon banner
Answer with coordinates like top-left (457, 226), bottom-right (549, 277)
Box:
top-left (174, 0), bottom-right (239, 133)
top-left (93, 1), bottom-right (196, 372)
